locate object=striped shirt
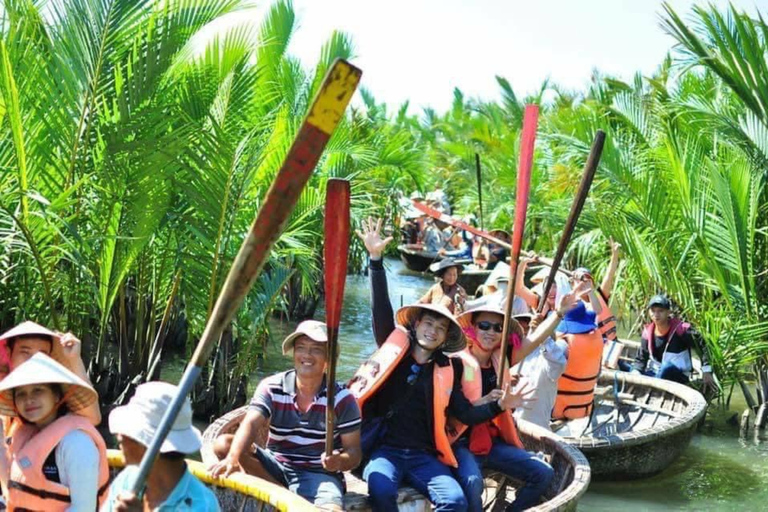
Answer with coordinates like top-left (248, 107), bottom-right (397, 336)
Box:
top-left (250, 370), bottom-right (361, 470)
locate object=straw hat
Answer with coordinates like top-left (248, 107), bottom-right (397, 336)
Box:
top-left (281, 320), bottom-right (339, 358)
top-left (0, 353), bottom-right (97, 418)
top-left (456, 304), bottom-right (524, 340)
top-left (395, 303), bottom-right (466, 353)
top-left (109, 381), bottom-right (201, 454)
top-left (0, 321), bottom-right (66, 365)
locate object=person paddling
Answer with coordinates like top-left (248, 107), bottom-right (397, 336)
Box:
top-left (351, 218), bottom-right (529, 512)
top-left (0, 353), bottom-right (109, 511)
top-left (419, 258), bottom-right (468, 314)
top-left (632, 295), bottom-right (716, 394)
top-left (104, 381), bottom-right (219, 511)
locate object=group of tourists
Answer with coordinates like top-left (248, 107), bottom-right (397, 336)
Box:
top-left (208, 216), bottom-right (716, 511)
top-left (0, 321), bottom-right (219, 510)
top-left (0, 217), bottom-right (716, 511)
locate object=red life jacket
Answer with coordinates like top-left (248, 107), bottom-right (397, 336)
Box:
top-left (348, 326), bottom-right (459, 467)
top-left (7, 414), bottom-right (109, 511)
top-left (552, 330), bottom-right (603, 420)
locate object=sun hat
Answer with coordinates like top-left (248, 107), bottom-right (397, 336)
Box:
top-left (0, 321), bottom-right (66, 366)
top-left (0, 353), bottom-right (98, 417)
top-left (281, 320), bottom-right (338, 357)
top-left (429, 258), bottom-right (463, 278)
top-left (647, 294), bottom-right (671, 310)
top-left (456, 304), bottom-right (524, 338)
top-left (556, 301), bottom-right (597, 335)
top-left (396, 303), bottom-right (466, 353)
top-left (109, 381), bottom-right (201, 454)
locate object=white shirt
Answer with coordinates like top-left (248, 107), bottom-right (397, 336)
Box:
top-left (56, 429), bottom-right (101, 511)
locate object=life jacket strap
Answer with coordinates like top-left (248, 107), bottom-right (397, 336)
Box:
top-left (9, 480), bottom-right (70, 502)
top-left (561, 372), bottom-right (600, 383)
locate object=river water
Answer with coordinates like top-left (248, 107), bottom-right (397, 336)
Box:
top-left (241, 257), bottom-right (767, 511)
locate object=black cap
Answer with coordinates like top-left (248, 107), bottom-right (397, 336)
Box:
top-left (647, 294), bottom-right (671, 310)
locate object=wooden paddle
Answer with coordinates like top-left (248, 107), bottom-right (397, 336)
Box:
top-left (498, 105), bottom-right (539, 384)
top-left (129, 59), bottom-right (362, 496)
top-left (475, 153), bottom-right (484, 231)
top-left (535, 130), bottom-right (606, 315)
top-left (324, 178), bottom-right (351, 454)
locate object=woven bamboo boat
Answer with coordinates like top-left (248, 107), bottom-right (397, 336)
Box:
top-left (553, 369), bottom-right (707, 480)
top-left (457, 267), bottom-right (491, 295)
top-left (201, 407), bottom-right (590, 511)
top-left (397, 244), bottom-right (441, 272)
top-left (107, 449), bottom-right (317, 511)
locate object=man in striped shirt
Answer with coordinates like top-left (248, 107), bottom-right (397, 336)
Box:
top-left (208, 320), bottom-right (362, 511)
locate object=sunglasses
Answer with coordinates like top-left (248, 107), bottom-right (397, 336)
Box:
top-left (477, 321), bottom-right (503, 333)
top-left (407, 363), bottom-right (422, 385)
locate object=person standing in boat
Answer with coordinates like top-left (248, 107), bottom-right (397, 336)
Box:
top-left (208, 320), bottom-right (362, 511)
top-left (105, 381), bottom-right (220, 511)
top-left (486, 229), bottom-right (510, 270)
top-left (632, 295), bottom-right (716, 393)
top-left (419, 259), bottom-right (468, 314)
top-left (352, 218), bottom-right (529, 512)
top-left (453, 288), bottom-right (583, 512)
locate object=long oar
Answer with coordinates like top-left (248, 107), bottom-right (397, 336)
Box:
top-left (498, 105), bottom-right (539, 384)
top-left (129, 59), bottom-right (362, 496)
top-left (536, 130), bottom-right (606, 315)
top-left (475, 153), bottom-right (484, 231)
top-left (324, 178), bottom-right (350, 453)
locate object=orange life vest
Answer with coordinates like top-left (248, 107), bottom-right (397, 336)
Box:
top-left (7, 415), bottom-right (109, 511)
top-left (348, 326), bottom-right (459, 467)
top-left (447, 348), bottom-right (524, 449)
top-left (595, 290), bottom-right (617, 342)
top-left (552, 330), bottom-right (603, 420)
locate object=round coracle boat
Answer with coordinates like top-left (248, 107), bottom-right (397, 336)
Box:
top-left (397, 244), bottom-right (441, 272)
top-left (457, 267), bottom-right (491, 296)
top-left (201, 406), bottom-right (591, 511)
top-left (107, 449), bottom-right (316, 511)
top-left (552, 369), bottom-right (707, 480)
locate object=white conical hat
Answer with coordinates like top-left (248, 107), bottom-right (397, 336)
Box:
top-left (0, 353), bottom-right (97, 417)
top-left (0, 321), bottom-right (66, 365)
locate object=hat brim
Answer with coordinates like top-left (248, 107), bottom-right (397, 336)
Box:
top-left (647, 301), bottom-right (670, 310)
top-left (109, 405), bottom-right (202, 454)
top-left (281, 332), bottom-right (339, 358)
top-left (396, 304), bottom-right (465, 353)
top-left (456, 307), bottom-right (524, 341)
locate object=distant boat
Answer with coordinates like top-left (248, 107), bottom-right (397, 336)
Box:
top-left (398, 244), bottom-right (441, 272)
top-left (200, 407), bottom-right (591, 511)
top-left (553, 369), bottom-right (707, 480)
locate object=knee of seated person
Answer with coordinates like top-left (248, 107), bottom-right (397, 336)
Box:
top-left (531, 460), bottom-right (555, 485)
top-left (366, 472), bottom-right (399, 500)
top-left (433, 492), bottom-right (468, 512)
top-left (213, 434), bottom-right (234, 460)
top-left (463, 473), bottom-right (484, 498)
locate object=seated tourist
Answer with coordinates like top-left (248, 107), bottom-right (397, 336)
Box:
top-left (209, 321), bottom-right (361, 511)
top-left (0, 353), bottom-right (109, 511)
top-left (632, 295), bottom-right (716, 393)
top-left (352, 219), bottom-right (527, 512)
top-left (453, 287), bottom-right (582, 511)
top-left (420, 258), bottom-right (468, 314)
top-left (104, 381), bottom-right (219, 511)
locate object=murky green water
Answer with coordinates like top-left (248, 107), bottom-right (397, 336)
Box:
top-left (208, 257), bottom-right (768, 510)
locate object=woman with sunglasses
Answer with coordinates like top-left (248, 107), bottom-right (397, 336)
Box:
top-left (452, 284), bottom-right (586, 512)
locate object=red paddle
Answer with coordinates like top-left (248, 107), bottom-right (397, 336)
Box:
top-left (324, 178), bottom-right (351, 454)
top-left (498, 104), bottom-right (539, 384)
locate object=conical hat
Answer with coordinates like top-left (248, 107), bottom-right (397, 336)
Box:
top-left (0, 321), bottom-right (65, 365)
top-left (0, 353), bottom-right (97, 418)
top-left (456, 304), bottom-right (524, 340)
top-left (395, 303), bottom-right (466, 353)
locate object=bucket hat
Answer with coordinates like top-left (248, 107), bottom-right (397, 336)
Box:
top-left (396, 303), bottom-right (465, 353)
top-left (109, 381), bottom-right (201, 454)
top-left (281, 319), bottom-right (340, 357)
top-left (429, 258), bottom-right (463, 278)
top-left (556, 301), bottom-right (597, 335)
top-left (0, 353), bottom-right (97, 417)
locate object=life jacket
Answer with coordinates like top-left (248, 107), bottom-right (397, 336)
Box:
top-left (642, 319), bottom-right (692, 375)
top-left (447, 348), bottom-right (524, 449)
top-left (595, 289), bottom-right (617, 342)
top-left (348, 326), bottom-right (459, 467)
top-left (7, 414), bottom-right (109, 511)
top-left (552, 330), bottom-right (603, 420)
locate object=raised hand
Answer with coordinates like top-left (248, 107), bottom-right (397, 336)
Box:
top-left (556, 280), bottom-right (592, 315)
top-left (57, 332), bottom-right (82, 362)
top-left (355, 217), bottom-right (393, 260)
top-left (497, 380), bottom-right (537, 411)
top-left (609, 237), bottom-right (622, 256)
